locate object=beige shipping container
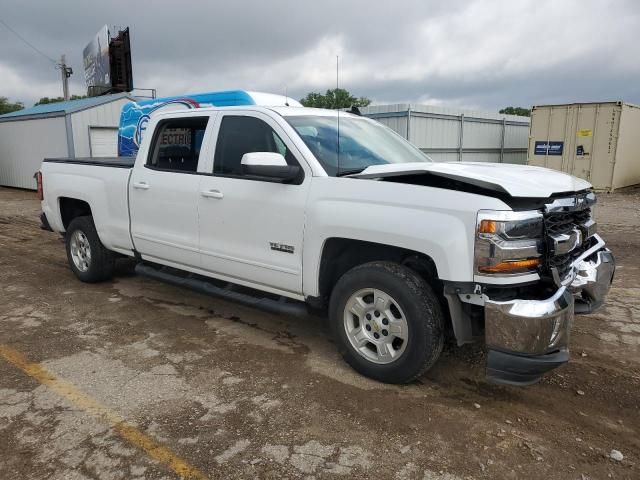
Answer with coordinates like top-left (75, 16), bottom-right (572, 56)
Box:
top-left (527, 101), bottom-right (640, 191)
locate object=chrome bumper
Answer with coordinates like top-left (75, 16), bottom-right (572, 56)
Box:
top-left (485, 245), bottom-right (614, 357)
top-left (484, 244), bottom-right (613, 386)
top-left (485, 287), bottom-right (574, 355)
top-left (571, 249), bottom-right (615, 313)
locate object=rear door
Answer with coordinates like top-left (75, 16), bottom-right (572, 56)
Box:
top-left (129, 115), bottom-right (212, 268)
top-left (197, 111), bottom-right (310, 296)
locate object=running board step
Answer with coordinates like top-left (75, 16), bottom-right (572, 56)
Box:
top-left (135, 263), bottom-right (309, 317)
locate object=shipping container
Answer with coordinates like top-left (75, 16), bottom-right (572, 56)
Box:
top-left (527, 101), bottom-right (640, 191)
top-left (360, 104), bottom-right (530, 164)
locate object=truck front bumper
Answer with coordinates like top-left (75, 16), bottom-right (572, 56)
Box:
top-left (484, 247), bottom-right (614, 386)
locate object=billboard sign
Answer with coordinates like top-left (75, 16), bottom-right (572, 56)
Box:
top-left (109, 28), bottom-right (133, 93)
top-left (83, 25), bottom-right (111, 93)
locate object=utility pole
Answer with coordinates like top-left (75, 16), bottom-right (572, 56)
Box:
top-left (58, 54), bottom-right (73, 101)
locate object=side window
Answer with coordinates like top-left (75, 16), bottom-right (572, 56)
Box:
top-left (147, 117), bottom-right (209, 172)
top-left (272, 133), bottom-right (287, 157)
top-left (213, 116), bottom-right (298, 176)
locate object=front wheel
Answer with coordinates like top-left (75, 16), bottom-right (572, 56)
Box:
top-left (329, 261), bottom-right (444, 383)
top-left (65, 216), bottom-right (115, 283)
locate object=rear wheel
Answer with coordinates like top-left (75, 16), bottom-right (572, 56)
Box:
top-left (65, 216), bottom-right (115, 282)
top-left (329, 261), bottom-right (444, 383)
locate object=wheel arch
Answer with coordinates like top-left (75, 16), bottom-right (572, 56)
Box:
top-left (315, 237), bottom-right (442, 303)
top-left (59, 197), bottom-right (93, 230)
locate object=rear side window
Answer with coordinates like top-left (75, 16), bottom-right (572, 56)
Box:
top-left (147, 117), bottom-right (209, 172)
top-left (213, 116), bottom-right (297, 176)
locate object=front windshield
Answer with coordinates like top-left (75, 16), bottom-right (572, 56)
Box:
top-left (285, 115), bottom-right (432, 176)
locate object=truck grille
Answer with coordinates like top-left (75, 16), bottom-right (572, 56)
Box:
top-left (543, 206), bottom-right (593, 281)
top-left (546, 247), bottom-right (576, 280)
top-left (545, 208), bottom-right (591, 236)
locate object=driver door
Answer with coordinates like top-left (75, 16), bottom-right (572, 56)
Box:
top-left (197, 112), bottom-right (310, 296)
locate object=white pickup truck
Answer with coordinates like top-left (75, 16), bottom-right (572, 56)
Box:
top-left (38, 98), bottom-right (615, 385)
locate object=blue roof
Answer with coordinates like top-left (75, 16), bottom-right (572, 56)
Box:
top-left (0, 92), bottom-right (135, 122)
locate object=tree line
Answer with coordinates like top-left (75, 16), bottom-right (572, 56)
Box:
top-left (0, 95), bottom-right (88, 115)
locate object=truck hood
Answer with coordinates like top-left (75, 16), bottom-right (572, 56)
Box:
top-left (349, 162), bottom-right (592, 198)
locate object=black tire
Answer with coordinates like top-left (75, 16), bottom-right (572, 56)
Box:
top-left (65, 216), bottom-right (115, 283)
top-left (329, 261), bottom-right (444, 384)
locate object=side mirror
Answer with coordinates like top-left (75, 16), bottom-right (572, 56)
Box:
top-left (241, 152), bottom-right (301, 182)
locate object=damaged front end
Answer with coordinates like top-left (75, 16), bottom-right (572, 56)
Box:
top-left (483, 239), bottom-right (614, 385)
top-left (445, 191), bottom-right (614, 386)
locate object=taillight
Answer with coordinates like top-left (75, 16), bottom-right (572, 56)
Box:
top-left (36, 171), bottom-right (43, 201)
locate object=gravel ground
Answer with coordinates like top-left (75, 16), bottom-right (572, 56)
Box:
top-left (0, 186), bottom-right (638, 480)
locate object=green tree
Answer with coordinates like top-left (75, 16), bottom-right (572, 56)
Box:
top-left (499, 106), bottom-right (531, 117)
top-left (300, 88), bottom-right (371, 109)
top-left (34, 95), bottom-right (87, 106)
top-left (0, 97), bottom-right (24, 115)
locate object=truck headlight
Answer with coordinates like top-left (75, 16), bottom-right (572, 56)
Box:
top-left (475, 211), bottom-right (543, 275)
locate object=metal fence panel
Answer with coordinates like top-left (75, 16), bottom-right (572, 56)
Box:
top-left (361, 104), bottom-right (530, 164)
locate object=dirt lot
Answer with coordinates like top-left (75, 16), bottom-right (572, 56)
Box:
top-left (0, 186), bottom-right (638, 480)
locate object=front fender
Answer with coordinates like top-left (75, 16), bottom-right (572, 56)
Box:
top-left (302, 177), bottom-right (510, 297)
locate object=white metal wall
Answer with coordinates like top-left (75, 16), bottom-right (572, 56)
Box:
top-left (411, 117), bottom-right (460, 149)
top-left (360, 104), bottom-right (530, 164)
top-left (71, 98), bottom-right (131, 157)
top-left (0, 117), bottom-right (68, 189)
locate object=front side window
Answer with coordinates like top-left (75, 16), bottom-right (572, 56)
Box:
top-left (285, 115), bottom-right (431, 176)
top-left (147, 117), bottom-right (208, 172)
top-left (213, 116), bottom-right (298, 176)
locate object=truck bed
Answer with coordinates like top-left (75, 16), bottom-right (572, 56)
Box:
top-left (40, 156), bottom-right (135, 254)
top-left (43, 157), bottom-right (135, 168)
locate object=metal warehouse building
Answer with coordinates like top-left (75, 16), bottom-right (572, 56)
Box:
top-left (0, 93), bottom-right (133, 190)
top-left (360, 104), bottom-right (530, 164)
top-left (527, 101), bottom-right (640, 192)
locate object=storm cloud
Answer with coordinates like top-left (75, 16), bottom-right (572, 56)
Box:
top-left (1, 0), bottom-right (638, 109)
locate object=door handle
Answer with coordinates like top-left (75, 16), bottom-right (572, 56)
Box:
top-left (133, 181), bottom-right (150, 190)
top-left (200, 189), bottom-right (224, 199)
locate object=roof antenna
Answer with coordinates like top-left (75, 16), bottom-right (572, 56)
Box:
top-left (336, 55), bottom-right (340, 176)
top-left (284, 85), bottom-right (290, 107)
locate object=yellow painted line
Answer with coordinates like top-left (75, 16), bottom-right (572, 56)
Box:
top-left (0, 344), bottom-right (207, 480)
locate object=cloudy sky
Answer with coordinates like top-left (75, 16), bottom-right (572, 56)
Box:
top-left (1, 0), bottom-right (638, 111)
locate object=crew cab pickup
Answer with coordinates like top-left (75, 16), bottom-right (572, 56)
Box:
top-left (38, 97), bottom-right (615, 385)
